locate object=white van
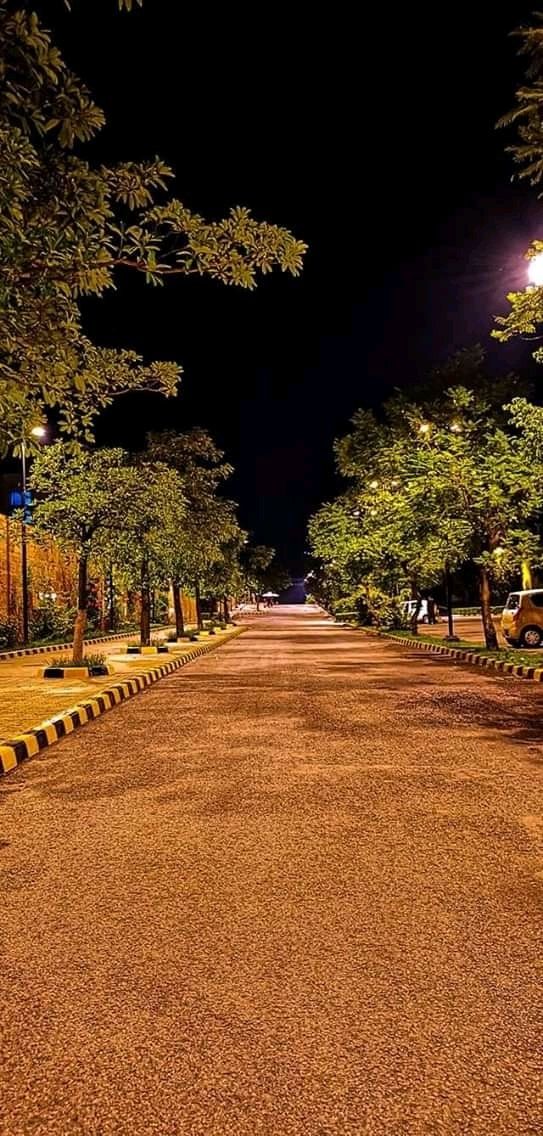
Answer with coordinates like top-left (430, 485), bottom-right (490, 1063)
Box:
top-left (402, 599), bottom-right (432, 623)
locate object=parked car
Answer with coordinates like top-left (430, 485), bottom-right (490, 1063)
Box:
top-left (402, 599), bottom-right (435, 623)
top-left (501, 589), bottom-right (543, 648)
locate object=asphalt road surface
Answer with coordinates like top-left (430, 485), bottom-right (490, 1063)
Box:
top-left (1, 605), bottom-right (543, 1136)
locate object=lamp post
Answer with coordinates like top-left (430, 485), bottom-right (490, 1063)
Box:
top-left (20, 425), bottom-right (46, 646)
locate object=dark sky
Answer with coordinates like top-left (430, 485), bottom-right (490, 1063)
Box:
top-left (40, 0), bottom-right (541, 572)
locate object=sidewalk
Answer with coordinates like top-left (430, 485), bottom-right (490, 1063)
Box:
top-left (0, 628), bottom-right (227, 741)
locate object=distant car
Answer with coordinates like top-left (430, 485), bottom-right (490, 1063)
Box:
top-left (402, 599), bottom-right (435, 623)
top-left (501, 589), bottom-right (543, 648)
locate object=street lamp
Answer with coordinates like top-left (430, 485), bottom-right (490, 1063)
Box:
top-left (528, 252), bottom-right (543, 286)
top-left (20, 425), bottom-right (47, 645)
top-left (418, 422), bottom-right (431, 436)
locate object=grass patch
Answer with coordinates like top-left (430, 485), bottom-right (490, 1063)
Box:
top-left (385, 629), bottom-right (543, 668)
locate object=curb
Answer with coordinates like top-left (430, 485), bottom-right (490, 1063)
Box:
top-left (356, 626), bottom-right (543, 684)
top-left (0, 630), bottom-right (145, 664)
top-left (0, 628), bottom-right (246, 775)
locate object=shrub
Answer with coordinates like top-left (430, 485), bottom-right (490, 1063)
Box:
top-left (30, 599), bottom-right (74, 642)
top-left (50, 651), bottom-right (106, 668)
top-left (0, 618), bottom-right (19, 649)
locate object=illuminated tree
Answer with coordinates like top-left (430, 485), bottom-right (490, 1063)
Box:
top-left (0, 3), bottom-right (306, 449)
top-left (107, 461), bottom-right (186, 646)
top-left (30, 442), bottom-right (137, 662)
top-left (310, 365), bottom-right (543, 648)
top-left (143, 429), bottom-right (238, 633)
top-left (242, 545), bottom-right (275, 609)
top-left (494, 14), bottom-right (543, 356)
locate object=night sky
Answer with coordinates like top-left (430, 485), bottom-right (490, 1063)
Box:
top-left (40, 1), bottom-right (541, 572)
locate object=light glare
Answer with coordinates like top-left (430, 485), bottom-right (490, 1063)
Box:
top-left (528, 252), bottom-right (543, 286)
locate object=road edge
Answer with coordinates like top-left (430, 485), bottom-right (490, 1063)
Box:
top-left (0, 627), bottom-right (246, 775)
top-left (355, 627), bottom-right (543, 683)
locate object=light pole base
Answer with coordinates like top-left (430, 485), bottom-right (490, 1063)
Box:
top-left (443, 634), bottom-right (460, 642)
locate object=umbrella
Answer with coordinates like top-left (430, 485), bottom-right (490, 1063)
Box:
top-left (262, 591), bottom-right (279, 598)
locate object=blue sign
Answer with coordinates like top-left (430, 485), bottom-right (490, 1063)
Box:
top-left (9, 490), bottom-right (33, 522)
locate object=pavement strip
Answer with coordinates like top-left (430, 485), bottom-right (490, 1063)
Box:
top-left (0, 627), bottom-right (245, 775)
top-left (354, 626), bottom-right (543, 683)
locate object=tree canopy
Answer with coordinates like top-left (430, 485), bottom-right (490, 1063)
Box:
top-left (309, 350), bottom-right (543, 647)
top-left (494, 13), bottom-right (543, 357)
top-left (0, 1), bottom-right (306, 448)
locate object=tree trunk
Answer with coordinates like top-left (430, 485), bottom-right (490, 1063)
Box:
top-left (479, 565), bottom-right (498, 650)
top-left (140, 557), bottom-right (151, 646)
top-left (522, 559), bottom-right (534, 590)
top-left (108, 566), bottom-right (116, 631)
top-left (444, 565), bottom-right (458, 641)
top-left (72, 551), bottom-right (88, 664)
top-left (223, 594), bottom-right (230, 623)
top-left (173, 582), bottom-right (185, 637)
top-left (195, 580), bottom-right (204, 631)
top-left (410, 581), bottom-right (421, 636)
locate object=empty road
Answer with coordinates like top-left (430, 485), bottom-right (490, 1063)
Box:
top-left (1, 606), bottom-right (543, 1135)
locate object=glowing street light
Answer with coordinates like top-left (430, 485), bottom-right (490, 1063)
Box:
top-left (369, 478), bottom-right (379, 489)
top-left (20, 424), bottom-right (48, 644)
top-left (418, 422), bottom-right (431, 436)
top-left (450, 421), bottom-right (462, 433)
top-left (528, 252), bottom-right (543, 286)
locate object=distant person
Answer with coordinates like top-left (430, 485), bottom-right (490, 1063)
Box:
top-left (427, 595), bottom-right (437, 624)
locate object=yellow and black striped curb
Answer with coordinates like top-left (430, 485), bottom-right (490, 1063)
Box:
top-left (357, 627), bottom-right (543, 683)
top-left (0, 628), bottom-right (246, 775)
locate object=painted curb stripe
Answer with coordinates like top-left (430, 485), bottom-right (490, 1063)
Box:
top-left (342, 618), bottom-right (543, 687)
top-left (0, 629), bottom-right (245, 775)
top-left (358, 626), bottom-right (543, 687)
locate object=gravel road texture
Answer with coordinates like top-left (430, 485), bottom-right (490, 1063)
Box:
top-left (1, 605), bottom-right (543, 1135)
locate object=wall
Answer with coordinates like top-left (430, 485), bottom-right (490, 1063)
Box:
top-left (0, 516), bottom-right (197, 631)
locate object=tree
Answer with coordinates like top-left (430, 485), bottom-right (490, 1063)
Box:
top-left (108, 461), bottom-right (186, 646)
top-left (309, 356), bottom-right (543, 648)
top-left (494, 14), bottom-right (543, 356)
top-left (0, 3), bottom-right (306, 448)
top-left (143, 429), bottom-right (238, 634)
top-left (203, 532), bottom-right (246, 623)
top-left (30, 441), bottom-right (137, 662)
top-left (242, 545), bottom-right (275, 609)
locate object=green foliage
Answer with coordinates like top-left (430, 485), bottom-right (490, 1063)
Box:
top-left (0, 618), bottom-right (19, 649)
top-left (143, 429), bottom-right (243, 597)
top-left (497, 14), bottom-right (543, 188)
top-left (242, 544), bottom-right (275, 596)
top-left (495, 17), bottom-right (543, 353)
top-left (30, 598), bottom-right (74, 642)
top-left (49, 650), bottom-right (106, 669)
top-left (0, 3), bottom-right (306, 449)
top-left (309, 349), bottom-right (543, 644)
top-left (30, 442), bottom-right (136, 559)
top-left (106, 460), bottom-right (187, 591)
